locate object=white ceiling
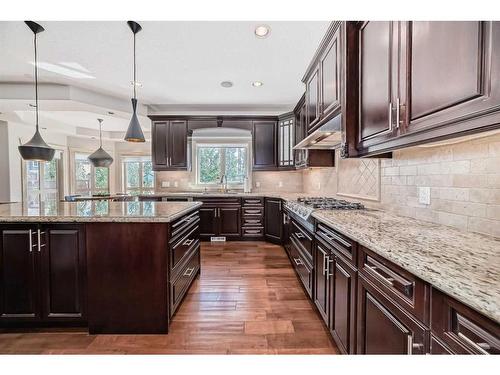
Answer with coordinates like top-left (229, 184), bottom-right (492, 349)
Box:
top-left (0, 21), bottom-right (330, 109)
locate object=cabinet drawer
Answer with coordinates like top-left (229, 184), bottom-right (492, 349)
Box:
top-left (430, 288), bottom-right (500, 354)
top-left (242, 227), bottom-right (264, 237)
top-left (358, 246), bottom-right (429, 324)
top-left (170, 210), bottom-right (200, 239)
top-left (290, 220), bottom-right (313, 260)
top-left (316, 222), bottom-right (357, 265)
top-left (170, 222), bottom-right (200, 276)
top-left (169, 246), bottom-right (200, 318)
top-left (290, 236), bottom-right (313, 298)
top-left (243, 207), bottom-right (264, 217)
top-left (242, 197), bottom-right (264, 206)
top-left (242, 217), bottom-right (263, 227)
top-left (196, 197), bottom-right (241, 205)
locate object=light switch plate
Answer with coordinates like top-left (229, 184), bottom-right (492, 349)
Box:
top-left (418, 187), bottom-right (431, 205)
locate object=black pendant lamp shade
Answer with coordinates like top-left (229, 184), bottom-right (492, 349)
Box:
top-left (88, 119), bottom-right (114, 167)
top-left (18, 21), bottom-right (56, 162)
top-left (124, 21), bottom-right (145, 143)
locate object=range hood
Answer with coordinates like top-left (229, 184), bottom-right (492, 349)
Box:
top-left (293, 114), bottom-right (342, 150)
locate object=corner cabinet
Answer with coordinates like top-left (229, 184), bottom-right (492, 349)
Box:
top-left (353, 21), bottom-right (500, 156)
top-left (151, 119), bottom-right (189, 171)
top-left (0, 224), bottom-right (86, 325)
top-left (252, 120), bottom-right (278, 170)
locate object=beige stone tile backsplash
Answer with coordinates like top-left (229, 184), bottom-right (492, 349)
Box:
top-left (302, 131), bottom-right (500, 238)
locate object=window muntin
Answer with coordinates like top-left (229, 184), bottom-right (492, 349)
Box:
top-left (196, 145), bottom-right (248, 186)
top-left (74, 153), bottom-right (109, 196)
top-left (122, 156), bottom-right (154, 195)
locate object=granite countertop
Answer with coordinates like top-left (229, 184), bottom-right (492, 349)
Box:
top-left (139, 191), bottom-right (309, 200)
top-left (0, 201), bottom-right (202, 223)
top-left (311, 208), bottom-right (500, 324)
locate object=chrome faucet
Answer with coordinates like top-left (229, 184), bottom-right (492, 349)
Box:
top-left (219, 174), bottom-right (228, 193)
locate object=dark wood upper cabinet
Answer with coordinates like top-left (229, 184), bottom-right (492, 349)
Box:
top-left (151, 119), bottom-right (188, 171)
top-left (40, 225), bottom-right (86, 321)
top-left (401, 22), bottom-right (500, 135)
top-left (320, 25), bottom-right (342, 118)
top-left (278, 113), bottom-right (295, 169)
top-left (222, 119), bottom-right (253, 131)
top-left (306, 68), bottom-right (321, 133)
top-left (0, 226), bottom-right (39, 321)
top-left (264, 198), bottom-right (282, 244)
top-left (357, 21), bottom-right (398, 149)
top-left (252, 120), bottom-right (277, 170)
top-left (350, 21), bottom-right (500, 156)
top-left (303, 22), bottom-right (344, 135)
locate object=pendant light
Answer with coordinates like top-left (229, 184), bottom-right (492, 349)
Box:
top-left (18, 21), bottom-right (56, 162)
top-left (124, 21), bottom-right (145, 143)
top-left (88, 119), bottom-right (114, 167)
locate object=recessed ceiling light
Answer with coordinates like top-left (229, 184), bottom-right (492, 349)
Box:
top-left (221, 81), bottom-right (234, 88)
top-left (252, 81), bottom-right (263, 87)
top-left (255, 25), bottom-right (271, 38)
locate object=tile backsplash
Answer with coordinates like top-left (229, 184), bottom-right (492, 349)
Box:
top-left (303, 131), bottom-right (500, 238)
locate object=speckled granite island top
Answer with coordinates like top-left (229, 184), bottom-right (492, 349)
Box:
top-left (0, 201), bottom-right (202, 223)
top-left (312, 209), bottom-right (500, 323)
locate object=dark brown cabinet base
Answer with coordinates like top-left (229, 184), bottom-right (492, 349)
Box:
top-left (0, 224), bottom-right (86, 326)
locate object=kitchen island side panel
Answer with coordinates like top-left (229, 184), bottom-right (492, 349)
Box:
top-left (86, 222), bottom-right (169, 334)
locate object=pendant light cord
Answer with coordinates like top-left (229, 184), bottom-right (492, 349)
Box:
top-left (98, 119), bottom-right (103, 148)
top-left (33, 32), bottom-right (39, 131)
top-left (133, 32), bottom-right (136, 100)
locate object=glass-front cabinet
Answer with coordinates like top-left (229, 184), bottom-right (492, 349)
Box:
top-left (278, 113), bottom-right (295, 168)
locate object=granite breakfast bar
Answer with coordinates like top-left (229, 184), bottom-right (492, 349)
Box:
top-left (0, 200), bottom-right (202, 334)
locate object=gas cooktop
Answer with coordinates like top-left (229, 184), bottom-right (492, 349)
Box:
top-left (285, 197), bottom-right (365, 221)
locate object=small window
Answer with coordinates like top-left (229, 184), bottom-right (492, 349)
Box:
top-left (74, 153), bottom-right (109, 196)
top-left (196, 145), bottom-right (248, 186)
top-left (122, 156), bottom-right (154, 195)
top-left (24, 157), bottom-right (60, 210)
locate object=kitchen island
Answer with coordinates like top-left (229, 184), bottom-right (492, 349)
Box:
top-left (0, 200), bottom-right (202, 334)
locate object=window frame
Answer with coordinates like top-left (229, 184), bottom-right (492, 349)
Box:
top-left (22, 157), bottom-right (61, 208)
top-left (194, 143), bottom-right (249, 188)
top-left (73, 152), bottom-right (110, 196)
top-left (121, 155), bottom-right (154, 195)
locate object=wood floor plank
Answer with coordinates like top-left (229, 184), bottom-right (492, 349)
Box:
top-left (0, 241), bottom-right (337, 354)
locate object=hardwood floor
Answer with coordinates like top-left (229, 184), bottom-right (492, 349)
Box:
top-left (0, 241), bottom-right (338, 354)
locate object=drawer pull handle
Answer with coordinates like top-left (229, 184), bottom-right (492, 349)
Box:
top-left (246, 220), bottom-right (260, 224)
top-left (182, 239), bottom-right (194, 246)
top-left (365, 257), bottom-right (414, 298)
top-left (183, 267), bottom-right (195, 277)
top-left (246, 210), bottom-right (261, 214)
top-left (319, 227), bottom-right (351, 248)
top-left (294, 258), bottom-right (303, 266)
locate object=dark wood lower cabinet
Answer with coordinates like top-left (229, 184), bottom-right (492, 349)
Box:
top-left (0, 225), bottom-right (39, 321)
top-left (0, 224), bottom-right (86, 325)
top-left (41, 225), bottom-right (86, 321)
top-left (264, 198), bottom-right (283, 244)
top-left (219, 207), bottom-right (241, 238)
top-left (357, 274), bottom-right (427, 354)
top-left (330, 253), bottom-right (357, 354)
top-left (199, 203), bottom-right (241, 240)
top-left (313, 242), bottom-right (330, 324)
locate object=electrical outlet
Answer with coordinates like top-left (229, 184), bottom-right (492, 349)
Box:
top-left (255, 181), bottom-right (261, 188)
top-left (418, 187), bottom-right (431, 205)
top-left (173, 181), bottom-right (179, 188)
top-left (278, 181), bottom-right (283, 188)
top-left (317, 182), bottom-right (321, 190)
top-left (161, 181), bottom-right (170, 188)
